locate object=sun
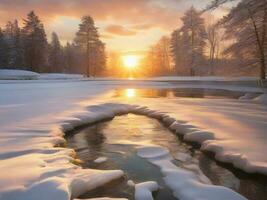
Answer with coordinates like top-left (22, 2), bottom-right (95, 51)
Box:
top-left (123, 55), bottom-right (139, 69)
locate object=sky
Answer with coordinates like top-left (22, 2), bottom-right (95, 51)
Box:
top-left (0, 0), bottom-right (229, 54)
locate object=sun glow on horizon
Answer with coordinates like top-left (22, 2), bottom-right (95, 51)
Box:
top-left (122, 55), bottom-right (139, 69)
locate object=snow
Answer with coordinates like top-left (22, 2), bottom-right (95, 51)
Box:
top-left (0, 78), bottom-right (266, 200)
top-left (0, 69), bottom-right (85, 80)
top-left (148, 76), bottom-right (259, 81)
top-left (174, 152), bottom-right (192, 162)
top-left (239, 93), bottom-right (260, 100)
top-left (94, 157), bottom-right (108, 163)
top-left (137, 145), bottom-right (169, 159)
top-left (134, 181), bottom-right (159, 200)
top-left (0, 69), bottom-right (39, 80)
top-left (254, 93), bottom-right (267, 104)
top-left (136, 145), bottom-right (246, 200)
top-left (75, 198), bottom-right (127, 200)
top-left (39, 73), bottom-right (84, 80)
top-left (127, 180), bottom-right (135, 187)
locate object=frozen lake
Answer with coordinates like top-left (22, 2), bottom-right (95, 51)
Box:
top-left (0, 79), bottom-right (266, 200)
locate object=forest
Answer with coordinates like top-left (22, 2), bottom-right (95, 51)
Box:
top-left (0, 0), bottom-right (266, 80)
top-left (0, 12), bottom-right (106, 76)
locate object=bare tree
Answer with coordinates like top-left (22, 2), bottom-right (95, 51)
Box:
top-left (207, 23), bottom-right (223, 74)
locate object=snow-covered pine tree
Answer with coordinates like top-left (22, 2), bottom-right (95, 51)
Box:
top-left (74, 16), bottom-right (104, 77)
top-left (180, 6), bottom-right (207, 76)
top-left (4, 21), bottom-right (13, 68)
top-left (4, 20), bottom-right (25, 69)
top-left (0, 28), bottom-right (8, 68)
top-left (92, 40), bottom-right (106, 76)
top-left (22, 11), bottom-right (48, 72)
top-left (48, 32), bottom-right (63, 73)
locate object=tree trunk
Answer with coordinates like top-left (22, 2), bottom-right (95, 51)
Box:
top-left (86, 32), bottom-right (90, 77)
top-left (247, 3), bottom-right (266, 80)
top-left (260, 52), bottom-right (266, 80)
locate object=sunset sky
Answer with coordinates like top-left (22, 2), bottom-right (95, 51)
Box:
top-left (0, 0), bottom-right (229, 53)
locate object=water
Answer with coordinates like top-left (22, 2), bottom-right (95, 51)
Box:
top-left (67, 114), bottom-right (180, 199)
top-left (114, 88), bottom-right (252, 99)
top-left (66, 88), bottom-right (266, 200)
top-left (66, 114), bottom-right (267, 200)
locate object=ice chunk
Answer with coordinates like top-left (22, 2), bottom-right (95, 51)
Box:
top-left (94, 157), bottom-right (108, 163)
top-left (135, 181), bottom-right (159, 200)
top-left (136, 144), bottom-right (247, 200)
top-left (184, 130), bottom-right (215, 143)
top-left (127, 180), bottom-right (135, 187)
top-left (137, 145), bottom-right (169, 159)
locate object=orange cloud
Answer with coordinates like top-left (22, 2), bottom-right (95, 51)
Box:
top-left (131, 24), bottom-right (155, 30)
top-left (105, 25), bottom-right (137, 36)
top-left (0, 0), bottom-right (226, 51)
top-left (0, 0), bottom-right (183, 30)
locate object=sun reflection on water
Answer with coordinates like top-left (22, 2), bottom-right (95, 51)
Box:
top-left (125, 89), bottom-right (136, 98)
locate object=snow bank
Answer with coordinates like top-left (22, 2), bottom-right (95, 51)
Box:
top-left (254, 93), bottom-right (267, 104)
top-left (148, 76), bottom-right (258, 81)
top-left (136, 145), bottom-right (246, 200)
top-left (130, 99), bottom-right (267, 176)
top-left (0, 154), bottom-right (124, 200)
top-left (0, 69), bottom-right (39, 80)
top-left (0, 70), bottom-right (85, 80)
top-left (39, 73), bottom-right (84, 80)
top-left (75, 198), bottom-right (127, 200)
top-left (239, 93), bottom-right (260, 100)
top-left (135, 181), bottom-right (159, 200)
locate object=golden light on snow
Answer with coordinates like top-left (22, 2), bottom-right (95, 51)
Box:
top-left (126, 89), bottom-right (136, 98)
top-left (122, 55), bottom-right (139, 69)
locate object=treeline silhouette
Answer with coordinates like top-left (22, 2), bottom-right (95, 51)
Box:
top-left (0, 11), bottom-right (106, 77)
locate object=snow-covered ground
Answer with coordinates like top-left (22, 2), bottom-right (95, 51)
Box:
top-left (0, 69), bottom-right (39, 80)
top-left (0, 75), bottom-right (267, 200)
top-left (0, 69), bottom-right (85, 80)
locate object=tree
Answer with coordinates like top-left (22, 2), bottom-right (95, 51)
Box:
top-left (170, 29), bottom-right (188, 75)
top-left (143, 37), bottom-right (171, 76)
top-left (63, 42), bottom-right (74, 73)
top-left (207, 0), bottom-right (267, 80)
top-left (0, 28), bottom-right (8, 68)
top-left (48, 32), bottom-right (63, 72)
top-left (180, 6), bottom-right (207, 75)
top-left (157, 36), bottom-right (171, 75)
top-left (93, 40), bottom-right (106, 76)
top-left (206, 23), bottom-right (222, 74)
top-left (22, 11), bottom-right (48, 72)
top-left (75, 16), bottom-right (103, 77)
top-left (4, 20), bottom-right (24, 68)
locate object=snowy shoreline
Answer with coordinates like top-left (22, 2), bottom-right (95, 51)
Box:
top-left (63, 103), bottom-right (267, 176)
top-left (0, 78), bottom-right (266, 200)
top-left (61, 103), bottom-right (249, 200)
